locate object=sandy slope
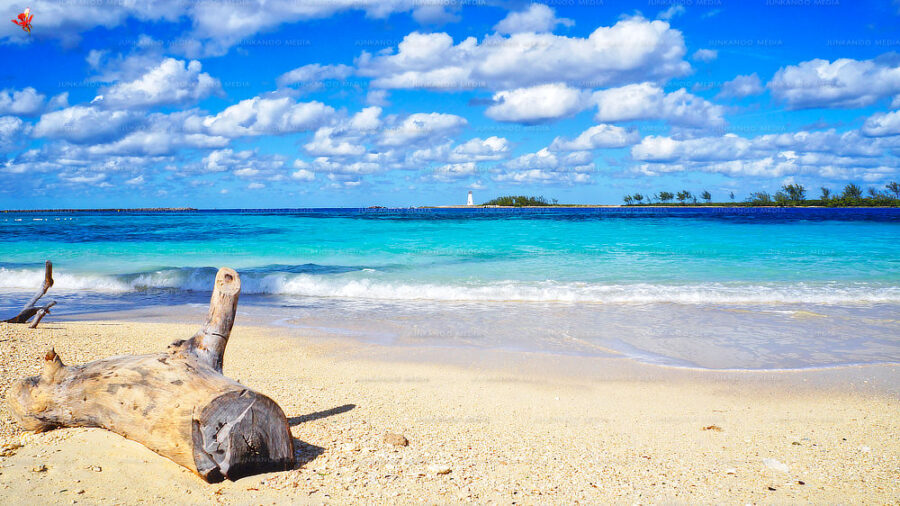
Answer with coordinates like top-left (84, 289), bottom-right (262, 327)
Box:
top-left (0, 321), bottom-right (897, 504)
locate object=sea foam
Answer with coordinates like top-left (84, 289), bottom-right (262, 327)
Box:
top-left (1, 267), bottom-right (898, 305)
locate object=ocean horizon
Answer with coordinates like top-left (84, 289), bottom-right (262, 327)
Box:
top-left (2, 207), bottom-right (898, 371)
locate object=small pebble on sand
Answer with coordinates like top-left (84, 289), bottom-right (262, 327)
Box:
top-left (762, 458), bottom-right (789, 473)
top-left (383, 433), bottom-right (409, 447)
top-left (428, 464), bottom-right (451, 475)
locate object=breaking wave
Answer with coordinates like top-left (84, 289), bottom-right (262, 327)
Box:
top-left (0, 266), bottom-right (898, 305)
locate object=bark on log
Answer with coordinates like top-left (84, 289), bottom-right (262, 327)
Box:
top-left (6, 268), bottom-right (294, 482)
top-left (4, 260), bottom-right (56, 327)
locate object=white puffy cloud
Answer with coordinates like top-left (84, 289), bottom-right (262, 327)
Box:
top-left (198, 149), bottom-right (287, 180)
top-left (33, 106), bottom-right (143, 144)
top-left (85, 111), bottom-right (229, 157)
top-left (493, 147), bottom-right (594, 184)
top-left (379, 112), bottom-right (467, 146)
top-left (493, 4), bottom-right (573, 34)
top-left (408, 136), bottom-right (511, 166)
top-left (98, 58), bottom-right (222, 109)
top-left (485, 84), bottom-right (588, 124)
top-left (202, 149), bottom-right (245, 173)
top-left (630, 128), bottom-right (895, 181)
top-left (592, 83), bottom-right (725, 128)
top-left (0, 87), bottom-right (68, 116)
top-left (349, 106), bottom-right (383, 131)
top-left (0, 116), bottom-right (29, 152)
top-left (191, 96), bottom-right (335, 137)
top-left (302, 106), bottom-right (385, 157)
top-left (692, 49), bottom-right (717, 62)
top-left (0, 88), bottom-right (45, 115)
top-left (768, 55), bottom-right (900, 109)
top-left (305, 127), bottom-right (367, 156)
top-left (450, 137), bottom-right (510, 161)
top-left (431, 162), bottom-right (477, 182)
top-left (276, 64), bottom-right (353, 87)
top-left (632, 134), bottom-right (751, 162)
top-left (549, 124), bottom-right (639, 151)
top-left (291, 160), bottom-right (316, 181)
top-left (862, 110), bottom-right (900, 137)
top-left (0, 0), bottom-right (436, 55)
top-left (357, 17), bottom-right (690, 91)
top-left (717, 73), bottom-right (764, 99)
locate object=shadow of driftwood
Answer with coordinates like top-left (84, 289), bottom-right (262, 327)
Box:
top-left (288, 403), bottom-right (356, 426)
top-left (288, 404), bottom-right (356, 468)
top-left (292, 439), bottom-right (325, 469)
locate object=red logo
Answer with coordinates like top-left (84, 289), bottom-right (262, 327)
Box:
top-left (11, 7), bottom-right (33, 33)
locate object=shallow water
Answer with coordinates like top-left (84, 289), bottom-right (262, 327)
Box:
top-left (1, 208), bottom-right (898, 370)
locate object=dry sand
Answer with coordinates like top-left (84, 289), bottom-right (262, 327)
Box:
top-left (0, 320), bottom-right (897, 504)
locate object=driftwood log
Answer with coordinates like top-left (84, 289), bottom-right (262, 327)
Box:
top-left (4, 260), bottom-right (56, 328)
top-left (7, 268), bottom-right (294, 482)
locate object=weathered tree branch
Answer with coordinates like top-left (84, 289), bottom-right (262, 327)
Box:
top-left (4, 260), bottom-right (56, 327)
top-left (7, 268), bottom-right (294, 482)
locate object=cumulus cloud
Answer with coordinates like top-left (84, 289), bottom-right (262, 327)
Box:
top-left (349, 106), bottom-right (383, 131)
top-left (493, 4), bottom-right (573, 34)
top-left (84, 110), bottom-right (229, 157)
top-left (98, 58), bottom-right (222, 109)
top-left (768, 54), bottom-right (900, 109)
top-left (291, 160), bottom-right (316, 181)
top-left (305, 126), bottom-right (367, 157)
top-left (408, 136), bottom-right (511, 166)
top-left (630, 128), bottom-right (894, 180)
top-left (592, 83), bottom-right (726, 128)
top-left (717, 73), bottom-right (764, 99)
top-left (0, 116), bottom-right (29, 152)
top-left (485, 84), bottom-right (588, 124)
top-left (33, 106), bottom-right (143, 144)
top-left (276, 64), bottom-right (353, 87)
top-left (450, 137), bottom-right (510, 161)
top-left (198, 149), bottom-right (287, 181)
top-left (862, 110), bottom-right (900, 137)
top-left (430, 162), bottom-right (477, 181)
top-left (357, 17), bottom-right (690, 91)
top-left (302, 106), bottom-right (385, 157)
top-left (493, 148), bottom-right (594, 184)
top-left (549, 124), bottom-right (639, 151)
top-left (379, 112), bottom-right (467, 146)
top-left (190, 96), bottom-right (336, 137)
top-left (0, 0), bottom-right (437, 56)
top-left (0, 87), bottom-right (68, 116)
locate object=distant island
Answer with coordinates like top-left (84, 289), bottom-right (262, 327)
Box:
top-left (621, 182), bottom-right (900, 208)
top-left (1, 208), bottom-right (198, 213)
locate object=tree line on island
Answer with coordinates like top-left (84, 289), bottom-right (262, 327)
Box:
top-left (482, 182), bottom-right (900, 207)
top-left (622, 182), bottom-right (899, 207)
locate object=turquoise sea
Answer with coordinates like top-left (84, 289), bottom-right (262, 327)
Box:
top-left (1, 208), bottom-right (898, 370)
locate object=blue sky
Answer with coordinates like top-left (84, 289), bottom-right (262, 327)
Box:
top-left (1, 0), bottom-right (900, 208)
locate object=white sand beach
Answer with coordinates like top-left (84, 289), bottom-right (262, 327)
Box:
top-left (1, 320), bottom-right (897, 504)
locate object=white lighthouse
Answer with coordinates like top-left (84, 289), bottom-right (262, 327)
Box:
top-left (466, 191), bottom-right (474, 206)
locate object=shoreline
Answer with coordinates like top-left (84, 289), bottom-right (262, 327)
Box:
top-left (1, 320), bottom-right (897, 503)
top-left (3, 205), bottom-right (900, 212)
